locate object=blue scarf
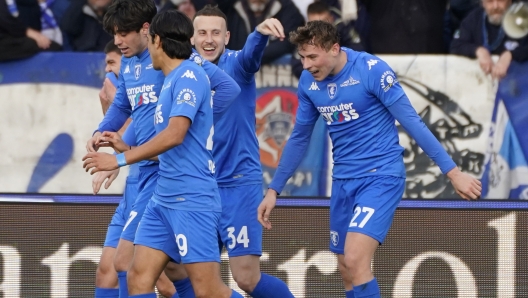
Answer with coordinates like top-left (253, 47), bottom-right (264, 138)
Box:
top-left (482, 11), bottom-right (505, 52)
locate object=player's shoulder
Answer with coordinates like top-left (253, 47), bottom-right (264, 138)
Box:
top-left (177, 60), bottom-right (207, 79)
top-left (222, 49), bottom-right (241, 60)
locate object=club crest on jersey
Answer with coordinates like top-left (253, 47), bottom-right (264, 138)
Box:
top-left (134, 64), bottom-right (141, 80)
top-left (380, 70), bottom-right (398, 92)
top-left (327, 83), bottom-right (337, 99)
top-left (330, 231), bottom-right (339, 246)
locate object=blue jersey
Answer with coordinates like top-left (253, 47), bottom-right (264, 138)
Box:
top-left (214, 31), bottom-right (269, 186)
top-left (296, 48), bottom-right (406, 179)
top-left (98, 49), bottom-right (238, 169)
top-left (152, 61), bottom-right (220, 212)
top-left (99, 49), bottom-right (164, 168)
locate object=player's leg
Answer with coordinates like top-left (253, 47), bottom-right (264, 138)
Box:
top-left (155, 271), bottom-right (177, 298)
top-left (96, 190), bottom-right (134, 298)
top-left (219, 185), bottom-right (293, 298)
top-left (328, 179), bottom-right (356, 296)
top-left (169, 208), bottom-right (242, 298)
top-left (338, 176), bottom-right (405, 298)
top-left (128, 200), bottom-right (176, 297)
top-left (165, 261), bottom-right (194, 298)
top-left (115, 167), bottom-right (159, 298)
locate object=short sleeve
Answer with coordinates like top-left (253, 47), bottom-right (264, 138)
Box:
top-left (169, 67), bottom-right (208, 123)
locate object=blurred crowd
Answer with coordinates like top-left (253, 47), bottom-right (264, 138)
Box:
top-left (1, 0), bottom-right (527, 79)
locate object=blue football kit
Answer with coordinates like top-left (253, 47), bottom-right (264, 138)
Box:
top-left (103, 121), bottom-right (139, 248)
top-left (269, 48), bottom-right (457, 253)
top-left (134, 60), bottom-right (222, 264)
top-left (214, 30), bottom-right (269, 257)
top-left (97, 49), bottom-right (239, 243)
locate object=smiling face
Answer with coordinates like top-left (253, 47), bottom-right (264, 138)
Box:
top-left (192, 15), bottom-right (229, 63)
top-left (298, 43), bottom-right (341, 81)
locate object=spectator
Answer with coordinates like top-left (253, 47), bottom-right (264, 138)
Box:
top-left (0, 0), bottom-right (61, 62)
top-left (363, 0), bottom-right (448, 54)
top-left (217, 0), bottom-right (305, 64)
top-left (60, 0), bottom-right (112, 51)
top-left (290, 1), bottom-right (369, 78)
top-left (159, 0), bottom-right (196, 19)
top-left (450, 0), bottom-right (528, 80)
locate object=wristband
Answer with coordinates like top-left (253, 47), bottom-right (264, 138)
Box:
top-left (116, 153), bottom-right (127, 167)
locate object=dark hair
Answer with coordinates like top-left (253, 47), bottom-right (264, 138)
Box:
top-left (149, 10), bottom-right (193, 59)
top-left (103, 0), bottom-right (157, 35)
top-left (104, 40), bottom-right (121, 55)
top-left (307, 1), bottom-right (330, 15)
top-left (193, 4), bottom-right (227, 22)
top-left (289, 21), bottom-right (340, 51)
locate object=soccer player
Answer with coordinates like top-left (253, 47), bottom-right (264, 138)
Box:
top-left (184, 5), bottom-right (295, 297)
top-left (83, 9), bottom-right (243, 298)
top-left (84, 0), bottom-right (239, 297)
top-left (258, 21), bottom-right (483, 298)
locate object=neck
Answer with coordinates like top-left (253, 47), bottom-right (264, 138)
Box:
top-left (160, 55), bottom-right (185, 76)
top-left (330, 50), bottom-right (347, 76)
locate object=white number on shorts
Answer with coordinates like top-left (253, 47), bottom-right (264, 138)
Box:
top-left (349, 207), bottom-right (375, 228)
top-left (175, 234), bottom-right (188, 256)
top-left (123, 211), bottom-right (138, 231)
top-left (206, 125), bottom-right (214, 150)
top-left (227, 226), bottom-right (249, 249)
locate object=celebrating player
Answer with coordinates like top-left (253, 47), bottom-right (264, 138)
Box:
top-left (84, 10), bottom-right (243, 298)
top-left (258, 21), bottom-right (482, 298)
top-left (180, 5), bottom-right (295, 297)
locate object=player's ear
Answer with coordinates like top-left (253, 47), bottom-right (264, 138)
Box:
top-left (191, 35), bottom-right (195, 46)
top-left (331, 43), bottom-right (340, 56)
top-left (225, 31), bottom-right (230, 45)
top-left (141, 22), bottom-right (150, 35)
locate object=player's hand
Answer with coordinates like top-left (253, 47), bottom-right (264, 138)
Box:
top-left (92, 168), bottom-right (120, 194)
top-left (476, 47), bottom-right (493, 75)
top-left (86, 131), bottom-right (102, 152)
top-left (258, 189), bottom-right (278, 229)
top-left (492, 51), bottom-right (512, 80)
top-left (97, 131), bottom-right (130, 153)
top-left (82, 152), bottom-right (119, 174)
top-left (447, 167), bottom-right (482, 200)
top-left (256, 18), bottom-right (285, 41)
top-left (103, 77), bottom-right (117, 102)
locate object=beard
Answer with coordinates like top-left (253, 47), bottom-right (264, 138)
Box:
top-left (487, 13), bottom-right (504, 25)
top-left (249, 2), bottom-right (266, 13)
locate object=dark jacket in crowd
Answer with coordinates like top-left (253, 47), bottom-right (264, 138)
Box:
top-left (450, 7), bottom-right (528, 62)
top-left (363, 0), bottom-right (448, 54)
top-left (60, 0), bottom-right (111, 52)
top-left (218, 0), bottom-right (305, 64)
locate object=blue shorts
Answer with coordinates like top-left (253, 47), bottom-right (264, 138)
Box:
top-left (218, 184), bottom-right (263, 257)
top-left (134, 200), bottom-right (221, 264)
top-left (329, 176), bottom-right (404, 254)
top-left (103, 177), bottom-right (139, 248)
top-left (120, 165), bottom-right (159, 242)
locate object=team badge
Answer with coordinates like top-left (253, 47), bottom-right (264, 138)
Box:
top-left (327, 83), bottom-right (337, 99)
top-left (134, 64), bottom-right (141, 80)
top-left (330, 231), bottom-right (339, 246)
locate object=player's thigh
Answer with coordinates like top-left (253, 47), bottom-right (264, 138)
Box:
top-left (347, 176), bottom-right (404, 244)
top-left (128, 244), bottom-right (170, 288)
top-left (166, 208), bottom-right (222, 264)
top-left (184, 262), bottom-right (224, 290)
top-left (103, 199), bottom-right (127, 248)
top-left (218, 184), bottom-right (263, 257)
top-left (329, 179), bottom-right (358, 255)
top-left (120, 171), bottom-right (158, 242)
top-left (134, 200), bottom-right (182, 264)
top-left (164, 261), bottom-right (188, 281)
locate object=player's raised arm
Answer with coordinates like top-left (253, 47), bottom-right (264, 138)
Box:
top-left (363, 58), bottom-right (482, 200)
top-left (236, 19), bottom-right (285, 76)
top-left (258, 82), bottom-right (319, 229)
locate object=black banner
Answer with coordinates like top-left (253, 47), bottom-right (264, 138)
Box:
top-left (0, 203), bottom-right (526, 297)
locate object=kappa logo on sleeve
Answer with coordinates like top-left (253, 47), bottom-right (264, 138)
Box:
top-left (181, 70), bottom-right (197, 81)
top-left (367, 59), bottom-right (379, 70)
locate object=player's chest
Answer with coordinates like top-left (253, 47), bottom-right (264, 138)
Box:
top-left (308, 76), bottom-right (371, 114)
